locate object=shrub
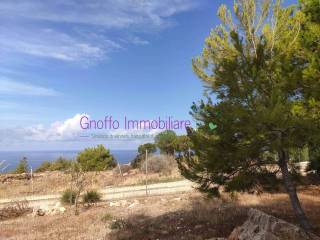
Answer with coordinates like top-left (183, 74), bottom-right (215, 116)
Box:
top-left (110, 218), bottom-right (127, 230)
top-left (140, 154), bottom-right (177, 175)
top-left (113, 164), bottom-right (132, 175)
top-left (131, 143), bottom-right (157, 169)
top-left (61, 189), bottom-right (77, 205)
top-left (131, 155), bottom-right (143, 169)
top-left (101, 213), bottom-right (113, 222)
top-left (308, 147), bottom-right (320, 176)
top-left (77, 144), bottom-right (116, 171)
top-left (13, 157), bottom-right (29, 174)
top-left (50, 157), bottom-right (74, 171)
top-left (155, 130), bottom-right (177, 155)
top-left (0, 200), bottom-right (32, 221)
top-left (35, 161), bottom-right (52, 172)
top-left (82, 190), bottom-right (101, 204)
top-left (35, 158), bottom-right (74, 172)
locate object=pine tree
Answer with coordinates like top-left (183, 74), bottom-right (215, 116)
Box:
top-left (178, 0), bottom-right (320, 231)
top-left (299, 0), bottom-right (320, 176)
top-left (14, 157), bottom-right (29, 174)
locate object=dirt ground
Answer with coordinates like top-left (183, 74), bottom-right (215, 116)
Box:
top-left (0, 169), bottom-right (182, 199)
top-left (1, 185), bottom-right (320, 240)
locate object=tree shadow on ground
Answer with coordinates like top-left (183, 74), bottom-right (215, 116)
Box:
top-left (107, 189), bottom-right (320, 240)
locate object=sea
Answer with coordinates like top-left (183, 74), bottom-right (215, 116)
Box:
top-left (0, 150), bottom-right (137, 173)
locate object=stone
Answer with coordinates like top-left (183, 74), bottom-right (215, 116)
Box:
top-left (206, 238), bottom-right (227, 240)
top-left (227, 208), bottom-right (320, 240)
top-left (194, 224), bottom-right (203, 230)
top-left (109, 202), bottom-right (121, 207)
top-left (128, 201), bottom-right (139, 208)
top-left (58, 207), bottom-right (66, 213)
top-left (54, 202), bottom-right (61, 208)
top-left (32, 203), bottom-right (66, 217)
top-left (171, 197), bottom-right (182, 201)
top-left (36, 209), bottom-right (45, 216)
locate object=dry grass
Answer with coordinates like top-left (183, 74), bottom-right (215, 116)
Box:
top-left (0, 200), bottom-right (32, 221)
top-left (0, 185), bottom-right (319, 239)
top-left (109, 199), bottom-right (249, 240)
top-left (140, 155), bottom-right (178, 175)
top-left (109, 186), bottom-right (320, 240)
top-left (0, 206), bottom-right (108, 240)
top-left (236, 185), bottom-right (320, 235)
top-left (0, 168), bottom-right (182, 199)
top-left (0, 193), bottom-right (192, 240)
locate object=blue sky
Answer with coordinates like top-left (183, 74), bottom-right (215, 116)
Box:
top-left (0, 0), bottom-right (296, 151)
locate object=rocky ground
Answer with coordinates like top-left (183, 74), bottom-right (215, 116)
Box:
top-left (1, 185), bottom-right (320, 240)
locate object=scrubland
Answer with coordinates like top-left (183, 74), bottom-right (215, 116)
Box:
top-left (1, 186), bottom-right (320, 240)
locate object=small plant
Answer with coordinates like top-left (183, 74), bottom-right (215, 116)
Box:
top-left (82, 190), bottom-right (101, 204)
top-left (61, 189), bottom-right (77, 205)
top-left (68, 162), bottom-right (86, 215)
top-left (110, 218), bottom-right (126, 230)
top-left (0, 200), bottom-right (32, 220)
top-left (101, 213), bottom-right (113, 222)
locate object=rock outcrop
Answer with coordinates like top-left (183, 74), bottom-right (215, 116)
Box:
top-left (228, 208), bottom-right (320, 240)
top-left (32, 202), bottom-right (66, 216)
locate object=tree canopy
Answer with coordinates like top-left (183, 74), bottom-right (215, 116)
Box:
top-left (131, 143), bottom-right (157, 168)
top-left (299, 0), bottom-right (320, 176)
top-left (76, 144), bottom-right (116, 171)
top-left (177, 0), bottom-right (320, 231)
top-left (173, 135), bottom-right (193, 157)
top-left (155, 130), bottom-right (177, 155)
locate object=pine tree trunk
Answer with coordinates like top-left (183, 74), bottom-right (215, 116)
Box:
top-left (278, 149), bottom-right (312, 232)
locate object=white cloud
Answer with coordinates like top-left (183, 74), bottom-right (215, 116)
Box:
top-left (129, 36), bottom-right (150, 46)
top-left (0, 0), bottom-right (197, 29)
top-left (0, 27), bottom-right (116, 63)
top-left (0, 78), bottom-right (59, 96)
top-left (0, 114), bottom-right (162, 146)
top-left (25, 113), bottom-right (88, 141)
top-left (0, 0), bottom-right (197, 63)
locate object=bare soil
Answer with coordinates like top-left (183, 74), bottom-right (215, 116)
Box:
top-left (0, 169), bottom-right (182, 199)
top-left (1, 186), bottom-right (320, 240)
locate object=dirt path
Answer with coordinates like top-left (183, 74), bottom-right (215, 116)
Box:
top-left (0, 180), bottom-right (193, 208)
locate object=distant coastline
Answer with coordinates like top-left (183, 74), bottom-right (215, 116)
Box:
top-left (0, 149), bottom-right (137, 173)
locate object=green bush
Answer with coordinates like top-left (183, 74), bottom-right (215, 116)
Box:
top-left (110, 218), bottom-right (126, 230)
top-left (61, 189), bottom-right (77, 205)
top-left (50, 157), bottom-right (73, 171)
top-left (308, 147), bottom-right (320, 176)
top-left (35, 158), bottom-right (74, 173)
top-left (77, 144), bottom-right (116, 171)
top-left (35, 161), bottom-right (52, 173)
top-left (14, 157), bottom-right (29, 174)
top-left (155, 130), bottom-right (177, 155)
top-left (131, 143), bottom-right (157, 168)
top-left (82, 190), bottom-right (101, 204)
top-left (101, 213), bottom-right (113, 222)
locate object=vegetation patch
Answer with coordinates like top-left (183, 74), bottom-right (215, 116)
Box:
top-left (0, 201), bottom-right (32, 221)
top-left (61, 189), bottom-right (77, 205)
top-left (83, 190), bottom-right (101, 205)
